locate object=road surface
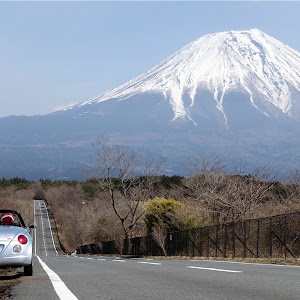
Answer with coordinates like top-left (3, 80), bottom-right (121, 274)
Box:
top-left (11, 200), bottom-right (300, 299)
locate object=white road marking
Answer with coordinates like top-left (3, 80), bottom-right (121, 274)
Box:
top-left (112, 259), bottom-right (126, 262)
top-left (44, 201), bottom-right (58, 255)
top-left (187, 266), bottom-right (242, 273)
top-left (37, 256), bottom-right (78, 300)
top-left (190, 259), bottom-right (300, 268)
top-left (34, 200), bottom-right (37, 256)
top-left (39, 203), bottom-right (48, 256)
top-left (138, 261), bottom-right (162, 265)
top-left (212, 260), bottom-right (300, 268)
top-left (97, 258), bottom-right (106, 261)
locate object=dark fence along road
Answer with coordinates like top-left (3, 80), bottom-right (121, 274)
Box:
top-left (78, 212), bottom-right (300, 259)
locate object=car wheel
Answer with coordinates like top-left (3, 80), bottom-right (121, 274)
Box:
top-left (24, 263), bottom-right (33, 276)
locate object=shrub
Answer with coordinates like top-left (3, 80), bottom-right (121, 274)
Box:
top-left (81, 182), bottom-right (98, 197)
top-left (144, 197), bottom-right (183, 233)
top-left (145, 197), bottom-right (205, 233)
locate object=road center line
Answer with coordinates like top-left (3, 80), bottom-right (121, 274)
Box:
top-left (39, 203), bottom-right (48, 256)
top-left (34, 200), bottom-right (37, 256)
top-left (112, 259), bottom-right (126, 262)
top-left (37, 255), bottom-right (78, 300)
top-left (138, 261), bottom-right (162, 265)
top-left (187, 266), bottom-right (242, 273)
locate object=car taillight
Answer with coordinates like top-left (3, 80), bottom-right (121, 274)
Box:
top-left (18, 235), bottom-right (28, 245)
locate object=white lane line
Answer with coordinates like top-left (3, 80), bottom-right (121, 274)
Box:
top-left (187, 266), bottom-right (242, 273)
top-left (138, 261), bottom-right (162, 265)
top-left (97, 258), bottom-right (106, 261)
top-left (210, 260), bottom-right (300, 268)
top-left (44, 201), bottom-right (58, 255)
top-left (34, 200), bottom-right (37, 256)
top-left (39, 202), bottom-right (48, 256)
top-left (189, 259), bottom-right (300, 269)
top-left (112, 259), bottom-right (126, 262)
top-left (37, 255), bottom-right (78, 300)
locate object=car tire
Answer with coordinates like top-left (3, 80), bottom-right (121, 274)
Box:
top-left (24, 263), bottom-right (33, 276)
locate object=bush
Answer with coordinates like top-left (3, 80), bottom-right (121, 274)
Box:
top-left (145, 197), bottom-right (205, 233)
top-left (145, 197), bottom-right (183, 233)
top-left (81, 182), bottom-right (98, 197)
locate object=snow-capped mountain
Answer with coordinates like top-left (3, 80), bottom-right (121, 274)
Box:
top-left (1, 29), bottom-right (300, 179)
top-left (70, 29), bottom-right (300, 125)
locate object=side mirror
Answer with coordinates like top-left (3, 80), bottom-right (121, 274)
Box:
top-left (28, 222), bottom-right (36, 229)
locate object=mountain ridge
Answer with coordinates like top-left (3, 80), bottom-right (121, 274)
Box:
top-left (67, 29), bottom-right (300, 126)
top-left (1, 28), bottom-right (300, 179)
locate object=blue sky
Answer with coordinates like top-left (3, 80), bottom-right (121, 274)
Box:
top-left (1, 1), bottom-right (299, 117)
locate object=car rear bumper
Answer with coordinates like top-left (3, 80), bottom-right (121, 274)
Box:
top-left (0, 254), bottom-right (32, 267)
top-left (0, 242), bottom-right (33, 267)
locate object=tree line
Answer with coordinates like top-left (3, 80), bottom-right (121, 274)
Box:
top-left (1, 137), bottom-right (300, 253)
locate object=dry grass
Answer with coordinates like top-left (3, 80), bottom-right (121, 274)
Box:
top-left (0, 187), bottom-right (34, 225)
top-left (45, 186), bottom-right (129, 252)
top-left (0, 268), bottom-right (21, 299)
top-left (143, 256), bottom-right (300, 265)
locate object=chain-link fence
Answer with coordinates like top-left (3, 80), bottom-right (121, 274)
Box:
top-left (77, 212), bottom-right (300, 259)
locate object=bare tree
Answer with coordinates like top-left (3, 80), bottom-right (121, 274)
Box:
top-left (187, 153), bottom-right (226, 175)
top-left (85, 136), bottom-right (165, 240)
top-left (151, 226), bottom-right (167, 257)
top-left (288, 169), bottom-right (300, 185)
top-left (187, 155), bottom-right (276, 224)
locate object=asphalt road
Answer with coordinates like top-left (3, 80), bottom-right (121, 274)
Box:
top-left (11, 200), bottom-right (300, 299)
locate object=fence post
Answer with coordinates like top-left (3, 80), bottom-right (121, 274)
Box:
top-left (175, 232), bottom-right (177, 256)
top-left (199, 227), bottom-right (203, 257)
top-left (256, 219), bottom-right (260, 258)
top-left (207, 227), bottom-right (210, 257)
top-left (243, 221), bottom-right (247, 258)
top-left (284, 215), bottom-right (287, 259)
top-left (215, 225), bottom-right (218, 257)
top-left (192, 229), bottom-right (195, 257)
top-left (224, 225), bottom-right (227, 258)
top-left (269, 217), bottom-right (273, 258)
top-left (186, 230), bottom-right (189, 256)
top-left (180, 231), bottom-right (183, 257)
top-left (232, 223), bottom-right (235, 258)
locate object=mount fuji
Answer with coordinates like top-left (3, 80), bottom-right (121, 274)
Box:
top-left (1, 29), bottom-right (300, 179)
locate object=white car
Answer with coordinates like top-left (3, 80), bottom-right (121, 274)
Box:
top-left (0, 210), bottom-right (35, 276)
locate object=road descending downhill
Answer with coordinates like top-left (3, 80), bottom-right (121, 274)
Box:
top-left (11, 200), bottom-right (300, 299)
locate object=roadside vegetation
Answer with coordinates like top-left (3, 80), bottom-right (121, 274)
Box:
top-left (1, 147), bottom-right (300, 256)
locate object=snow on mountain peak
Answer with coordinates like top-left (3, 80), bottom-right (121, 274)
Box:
top-left (75, 29), bottom-right (300, 123)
